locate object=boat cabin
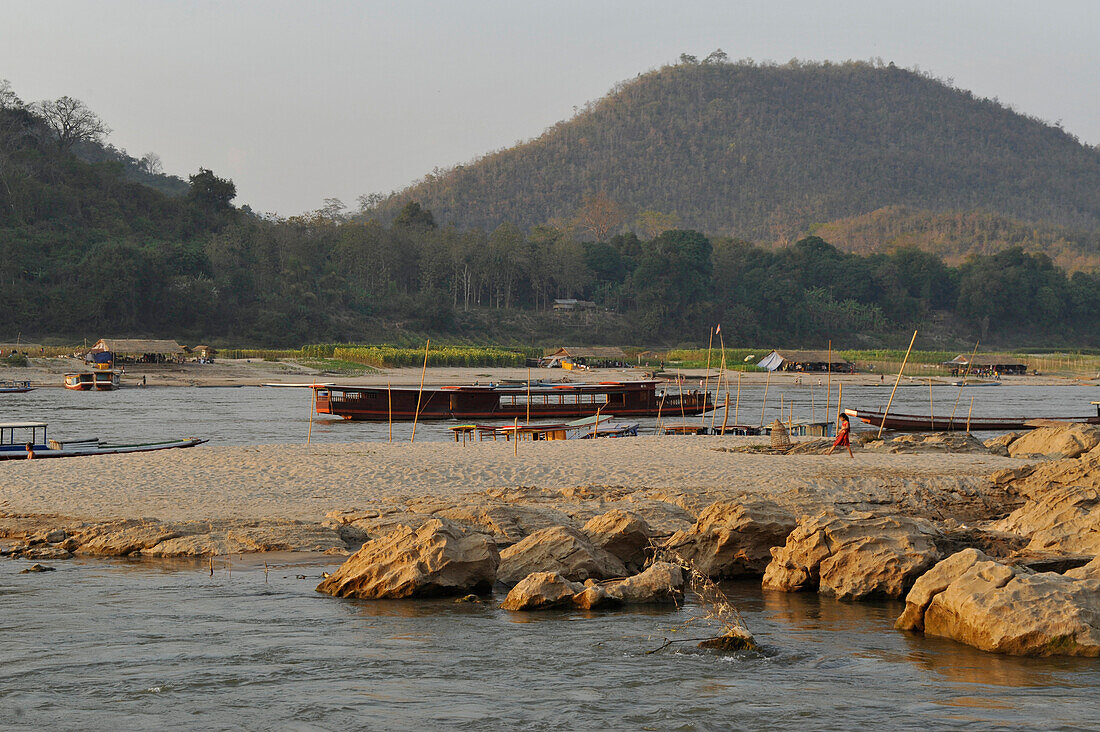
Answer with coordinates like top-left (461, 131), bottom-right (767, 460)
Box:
top-left (0, 422), bottom-right (47, 453)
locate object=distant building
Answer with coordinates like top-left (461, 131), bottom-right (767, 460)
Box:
top-left (541, 346), bottom-right (629, 369)
top-left (942, 354), bottom-right (1026, 376)
top-left (190, 345), bottom-right (217, 361)
top-left (552, 299), bottom-right (598, 311)
top-left (757, 350), bottom-right (854, 373)
top-left (91, 338), bottom-right (186, 364)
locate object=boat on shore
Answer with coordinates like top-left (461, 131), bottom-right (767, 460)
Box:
top-left (845, 407), bottom-right (1100, 432)
top-left (310, 380), bottom-right (713, 421)
top-left (0, 422), bottom-right (207, 460)
top-left (0, 380), bottom-right (34, 393)
top-left (64, 371), bottom-right (120, 391)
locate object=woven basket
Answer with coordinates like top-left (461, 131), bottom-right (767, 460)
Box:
top-left (770, 420), bottom-right (791, 449)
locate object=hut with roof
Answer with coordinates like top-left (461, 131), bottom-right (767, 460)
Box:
top-left (91, 338), bottom-right (186, 364)
top-left (757, 349), bottom-right (854, 373)
top-left (541, 346), bottom-right (628, 369)
top-left (942, 354), bottom-right (1027, 376)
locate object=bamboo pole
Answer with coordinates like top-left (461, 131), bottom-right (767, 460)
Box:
top-left (702, 327), bottom-right (714, 427)
top-left (526, 368), bottom-right (531, 425)
top-left (710, 348), bottom-right (727, 433)
top-left (760, 368), bottom-right (771, 426)
top-left (387, 381), bottom-right (392, 443)
top-left (410, 339), bottom-right (430, 443)
top-left (949, 340), bottom-right (979, 430)
top-left (836, 382), bottom-right (843, 434)
top-left (810, 380), bottom-right (815, 423)
top-left (826, 339), bottom-right (832, 427)
top-left (967, 396), bottom-right (975, 433)
top-left (677, 368), bottom-right (686, 422)
top-left (306, 380), bottom-right (316, 446)
top-left (929, 378), bottom-right (935, 431)
top-left (734, 370), bottom-right (742, 424)
top-left (878, 330), bottom-right (918, 438)
top-left (721, 392), bottom-right (730, 435)
top-left (655, 393), bottom-right (666, 435)
top-left (513, 416), bottom-right (519, 456)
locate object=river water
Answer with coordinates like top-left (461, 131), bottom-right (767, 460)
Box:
top-left (2, 381), bottom-right (1097, 445)
top-left (2, 382), bottom-right (1099, 728)
top-left (2, 557), bottom-right (1098, 730)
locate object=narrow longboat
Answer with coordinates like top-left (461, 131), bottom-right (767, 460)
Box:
top-left (845, 407), bottom-right (1100, 432)
top-left (0, 422), bottom-right (207, 460)
top-left (64, 371), bottom-right (120, 391)
top-left (0, 380), bottom-right (34, 393)
top-left (313, 380), bottom-right (712, 421)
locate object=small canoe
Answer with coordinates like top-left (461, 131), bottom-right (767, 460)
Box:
top-left (845, 408), bottom-right (1100, 432)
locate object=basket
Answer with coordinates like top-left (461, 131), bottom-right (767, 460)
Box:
top-left (769, 420), bottom-right (791, 449)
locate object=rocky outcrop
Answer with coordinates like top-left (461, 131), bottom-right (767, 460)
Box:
top-left (501, 572), bottom-right (585, 610)
top-left (663, 501), bottom-right (796, 579)
top-left (74, 520), bottom-right (182, 556)
top-left (896, 549), bottom-right (1100, 656)
top-left (993, 485), bottom-right (1100, 556)
top-left (865, 432), bottom-right (990, 454)
top-left (497, 525), bottom-right (627, 586)
top-left (1008, 424), bottom-right (1100, 459)
top-left (501, 561), bottom-right (685, 611)
top-left (603, 561), bottom-right (684, 604)
top-left (762, 511), bottom-right (942, 600)
top-left (582, 510), bottom-right (653, 570)
top-left (984, 432), bottom-right (1022, 456)
top-left (316, 519), bottom-right (499, 599)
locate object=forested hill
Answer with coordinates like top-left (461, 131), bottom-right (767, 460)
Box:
top-left (372, 60), bottom-right (1100, 241)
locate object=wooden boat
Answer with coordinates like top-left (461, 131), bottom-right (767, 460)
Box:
top-left (0, 380), bottom-right (34, 393)
top-left (312, 380), bottom-right (713, 421)
top-left (845, 407), bottom-right (1100, 433)
top-left (450, 414), bottom-right (614, 442)
top-left (64, 371), bottom-right (120, 391)
top-left (0, 421), bottom-right (207, 460)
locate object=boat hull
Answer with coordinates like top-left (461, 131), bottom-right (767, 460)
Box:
top-left (0, 438), bottom-right (207, 460)
top-left (315, 382), bottom-right (712, 421)
top-left (845, 408), bottom-right (1100, 432)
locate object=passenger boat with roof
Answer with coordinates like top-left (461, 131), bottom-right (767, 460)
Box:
top-left (311, 380), bottom-right (713, 421)
top-left (0, 422), bottom-right (207, 460)
top-left (64, 371), bottom-right (120, 391)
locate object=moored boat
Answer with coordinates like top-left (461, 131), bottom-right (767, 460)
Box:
top-left (845, 407), bottom-right (1100, 432)
top-left (64, 371), bottom-right (120, 391)
top-left (0, 380), bottom-right (34, 393)
top-left (0, 421), bottom-right (207, 460)
top-left (310, 380), bottom-right (712, 421)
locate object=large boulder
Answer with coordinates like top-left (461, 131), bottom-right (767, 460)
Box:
top-left (497, 525), bottom-right (627, 586)
top-left (896, 549), bottom-right (1100, 656)
top-left (316, 519), bottom-right (499, 599)
top-left (762, 512), bottom-right (942, 600)
top-left (582, 509), bottom-right (654, 570)
top-left (604, 561), bottom-right (684, 604)
top-left (1008, 424), bottom-right (1100, 459)
top-left (663, 501), bottom-right (796, 578)
top-left (74, 520), bottom-right (181, 556)
top-left (501, 572), bottom-right (584, 611)
top-left (993, 485), bottom-right (1100, 556)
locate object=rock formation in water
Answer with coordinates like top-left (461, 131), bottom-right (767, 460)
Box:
top-left (762, 511), bottom-right (942, 600)
top-left (316, 519), bottom-right (499, 599)
top-left (496, 525), bottom-right (628, 585)
top-left (896, 549), bottom-right (1100, 656)
top-left (663, 500), bottom-right (796, 578)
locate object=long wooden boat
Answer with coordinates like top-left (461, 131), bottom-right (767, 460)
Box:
top-left (0, 380), bottom-right (34, 393)
top-left (0, 422), bottom-right (207, 460)
top-left (845, 407), bottom-right (1100, 432)
top-left (313, 380), bottom-right (712, 421)
top-left (64, 371), bottom-right (120, 391)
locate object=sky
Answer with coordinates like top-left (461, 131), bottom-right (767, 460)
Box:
top-left (2, 1), bottom-right (1098, 216)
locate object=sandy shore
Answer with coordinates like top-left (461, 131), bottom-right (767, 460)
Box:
top-left (0, 437), bottom-right (1017, 524)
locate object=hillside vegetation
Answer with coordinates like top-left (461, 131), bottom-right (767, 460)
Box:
top-left (372, 60), bottom-right (1100, 248)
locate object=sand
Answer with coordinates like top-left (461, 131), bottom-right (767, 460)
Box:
top-left (0, 436), bottom-right (1017, 524)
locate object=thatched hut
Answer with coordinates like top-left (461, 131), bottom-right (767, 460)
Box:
top-left (91, 338), bottom-right (186, 364)
top-left (541, 346), bottom-right (628, 369)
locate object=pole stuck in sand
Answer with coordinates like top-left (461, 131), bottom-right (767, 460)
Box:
top-left (387, 381), bottom-right (393, 443)
top-left (760, 368), bottom-right (771, 426)
top-left (307, 379), bottom-right (316, 446)
top-left (949, 340), bottom-right (979, 430)
top-left (826, 339), bottom-right (833, 427)
top-left (878, 330), bottom-right (918, 438)
top-left (410, 339), bottom-right (430, 443)
top-left (702, 326), bottom-right (714, 427)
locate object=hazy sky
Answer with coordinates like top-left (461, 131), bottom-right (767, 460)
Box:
top-left (3, 1), bottom-right (1097, 215)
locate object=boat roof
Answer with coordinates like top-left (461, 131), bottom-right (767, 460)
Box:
top-left (0, 422), bottom-right (47, 429)
top-left (320, 380), bottom-right (661, 393)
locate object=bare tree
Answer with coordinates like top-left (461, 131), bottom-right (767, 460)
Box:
top-left (33, 96), bottom-right (111, 152)
top-left (0, 79), bottom-right (22, 109)
top-left (575, 192), bottom-right (624, 241)
top-left (138, 152), bottom-right (163, 175)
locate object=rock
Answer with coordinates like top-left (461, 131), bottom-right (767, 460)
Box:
top-left (1065, 554), bottom-right (1100, 580)
top-left (0, 539), bottom-right (24, 556)
top-left (604, 561), bottom-right (685, 604)
top-left (19, 545), bottom-right (72, 560)
top-left (1008, 424), bottom-right (1100, 459)
top-left (663, 501), bottom-right (796, 579)
top-left (316, 519), bottom-right (499, 599)
top-left (697, 627), bottom-right (758, 652)
top-left (762, 511), bottom-right (942, 600)
top-left (19, 563), bottom-right (55, 573)
top-left (497, 525), bottom-right (627, 586)
top-left (582, 509), bottom-right (654, 570)
top-left (874, 432), bottom-right (990, 454)
top-left (993, 485), bottom-right (1100, 556)
top-left (501, 571), bottom-right (584, 610)
top-left (571, 584), bottom-right (616, 610)
top-left (896, 549), bottom-right (1100, 656)
top-left (75, 520), bottom-right (181, 556)
top-left (985, 432), bottom-right (1023, 456)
